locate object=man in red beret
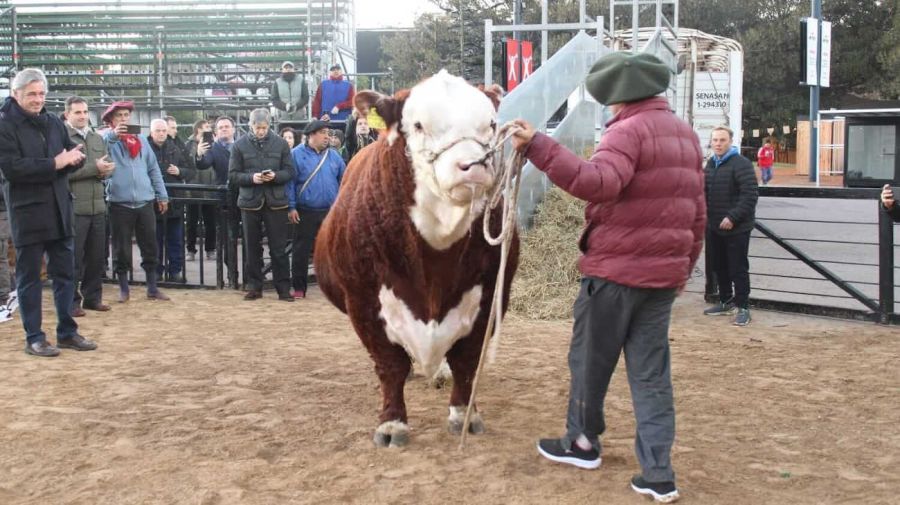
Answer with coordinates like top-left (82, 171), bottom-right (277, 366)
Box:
top-left (101, 101), bottom-right (171, 302)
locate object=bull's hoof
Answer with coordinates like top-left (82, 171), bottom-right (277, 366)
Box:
top-left (373, 420), bottom-right (410, 448)
top-left (428, 361), bottom-right (452, 389)
top-left (447, 406), bottom-right (484, 435)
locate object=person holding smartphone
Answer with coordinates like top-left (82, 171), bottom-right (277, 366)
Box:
top-left (101, 100), bottom-right (170, 303)
top-left (228, 108), bottom-right (294, 301)
top-left (880, 184), bottom-right (900, 222)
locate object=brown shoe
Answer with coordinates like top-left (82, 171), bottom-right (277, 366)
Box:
top-left (147, 290), bottom-right (171, 301)
top-left (57, 334), bottom-right (98, 351)
top-left (244, 290), bottom-right (262, 300)
top-left (25, 341), bottom-right (60, 357)
top-left (71, 306), bottom-right (86, 317)
top-left (83, 302), bottom-right (112, 312)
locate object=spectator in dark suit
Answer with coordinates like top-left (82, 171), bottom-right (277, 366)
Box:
top-left (0, 68), bottom-right (97, 357)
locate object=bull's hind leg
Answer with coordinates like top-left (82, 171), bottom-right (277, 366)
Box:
top-left (444, 324), bottom-right (488, 435)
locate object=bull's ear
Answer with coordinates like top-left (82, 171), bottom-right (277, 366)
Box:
top-left (353, 90), bottom-right (382, 118)
top-left (481, 84), bottom-right (504, 111)
top-left (374, 89), bottom-right (411, 130)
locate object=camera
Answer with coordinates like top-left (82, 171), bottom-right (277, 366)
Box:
top-left (124, 124), bottom-right (142, 135)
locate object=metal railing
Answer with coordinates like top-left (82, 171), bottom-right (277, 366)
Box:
top-left (701, 186), bottom-right (898, 324)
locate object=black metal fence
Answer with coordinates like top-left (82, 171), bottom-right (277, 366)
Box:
top-left (701, 186), bottom-right (898, 325)
top-left (121, 183), bottom-right (235, 290)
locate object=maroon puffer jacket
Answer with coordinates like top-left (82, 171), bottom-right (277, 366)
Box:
top-left (524, 96), bottom-right (706, 289)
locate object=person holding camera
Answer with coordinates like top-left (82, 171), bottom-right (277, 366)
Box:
top-left (102, 100), bottom-right (170, 303)
top-left (184, 119), bottom-right (217, 261)
top-left (228, 108), bottom-right (295, 301)
top-left (880, 184), bottom-right (900, 222)
top-left (271, 61), bottom-right (309, 122)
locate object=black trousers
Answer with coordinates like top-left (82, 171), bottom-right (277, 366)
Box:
top-left (109, 203), bottom-right (158, 277)
top-left (291, 209), bottom-right (327, 292)
top-left (242, 207), bottom-right (290, 294)
top-left (73, 213), bottom-right (107, 306)
top-left (186, 203), bottom-right (217, 254)
top-left (707, 229), bottom-right (751, 308)
top-left (16, 236), bottom-right (78, 345)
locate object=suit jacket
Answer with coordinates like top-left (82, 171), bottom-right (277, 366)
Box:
top-left (0, 97), bottom-right (83, 247)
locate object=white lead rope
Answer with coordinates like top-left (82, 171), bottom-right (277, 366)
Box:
top-left (459, 122), bottom-right (525, 450)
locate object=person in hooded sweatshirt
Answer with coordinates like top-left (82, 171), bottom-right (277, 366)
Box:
top-left (702, 125), bottom-right (759, 327)
top-left (0, 68), bottom-right (97, 357)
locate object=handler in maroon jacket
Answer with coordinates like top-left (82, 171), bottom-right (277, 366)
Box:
top-left (512, 52), bottom-right (705, 503)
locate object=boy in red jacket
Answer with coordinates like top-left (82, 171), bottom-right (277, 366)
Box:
top-left (757, 139), bottom-right (775, 185)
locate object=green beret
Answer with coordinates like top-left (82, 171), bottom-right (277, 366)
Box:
top-left (584, 52), bottom-right (670, 105)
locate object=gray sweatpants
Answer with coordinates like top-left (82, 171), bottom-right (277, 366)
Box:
top-left (562, 276), bottom-right (677, 483)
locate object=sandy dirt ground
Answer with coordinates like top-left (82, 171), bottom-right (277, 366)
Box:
top-left (0, 288), bottom-right (897, 505)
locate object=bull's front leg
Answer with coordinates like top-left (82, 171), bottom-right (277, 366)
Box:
top-left (371, 344), bottom-right (413, 447)
top-left (444, 313), bottom-right (489, 436)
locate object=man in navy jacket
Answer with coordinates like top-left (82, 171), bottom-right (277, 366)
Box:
top-left (0, 68), bottom-right (96, 357)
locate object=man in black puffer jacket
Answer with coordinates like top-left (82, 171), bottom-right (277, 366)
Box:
top-left (228, 108), bottom-right (294, 302)
top-left (703, 126), bottom-right (758, 327)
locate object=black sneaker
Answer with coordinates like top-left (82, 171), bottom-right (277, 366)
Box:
top-left (536, 438), bottom-right (601, 470)
top-left (630, 475), bottom-right (679, 503)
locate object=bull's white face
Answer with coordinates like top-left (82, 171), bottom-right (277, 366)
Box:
top-left (401, 70), bottom-right (498, 206)
top-left (398, 70), bottom-right (499, 250)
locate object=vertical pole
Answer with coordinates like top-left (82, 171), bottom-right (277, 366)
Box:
top-left (307, 1), bottom-right (313, 117)
top-left (156, 29), bottom-right (164, 113)
top-left (459, 1), bottom-right (464, 78)
top-left (809, 0), bottom-right (822, 183)
top-left (632, 0), bottom-right (639, 51)
top-left (541, 0), bottom-right (548, 66)
top-left (11, 7), bottom-right (17, 72)
top-left (484, 20), bottom-right (492, 86)
top-left (878, 204), bottom-right (895, 324)
top-left (579, 0), bottom-right (586, 26)
top-left (514, 0), bottom-right (522, 89)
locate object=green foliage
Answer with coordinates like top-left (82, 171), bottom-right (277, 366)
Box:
top-left (382, 0), bottom-right (899, 125)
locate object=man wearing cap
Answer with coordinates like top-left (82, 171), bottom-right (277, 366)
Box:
top-left (286, 120), bottom-right (346, 299)
top-left (101, 101), bottom-right (171, 302)
top-left (271, 61), bottom-right (309, 122)
top-left (511, 52), bottom-right (705, 503)
top-left (228, 108), bottom-right (294, 301)
top-left (312, 65), bottom-right (355, 122)
top-left (0, 68), bottom-right (96, 357)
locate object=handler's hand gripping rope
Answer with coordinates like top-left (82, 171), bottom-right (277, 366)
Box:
top-left (459, 122), bottom-right (526, 449)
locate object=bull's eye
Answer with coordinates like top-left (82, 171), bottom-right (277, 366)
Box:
top-left (414, 121), bottom-right (423, 132)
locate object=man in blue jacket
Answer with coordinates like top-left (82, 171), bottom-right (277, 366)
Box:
top-left (102, 101), bottom-right (170, 303)
top-left (0, 68), bottom-right (96, 357)
top-left (197, 116), bottom-right (239, 284)
top-left (287, 120), bottom-right (346, 298)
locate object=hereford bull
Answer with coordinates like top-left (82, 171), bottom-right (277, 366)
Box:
top-left (314, 70), bottom-right (519, 447)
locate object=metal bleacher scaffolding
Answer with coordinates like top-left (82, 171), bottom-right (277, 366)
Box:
top-left (0, 0), bottom-right (354, 115)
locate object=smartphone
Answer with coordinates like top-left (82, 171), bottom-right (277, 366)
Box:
top-left (201, 131), bottom-right (215, 145)
top-left (262, 169), bottom-right (274, 176)
top-left (125, 124), bottom-right (142, 135)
